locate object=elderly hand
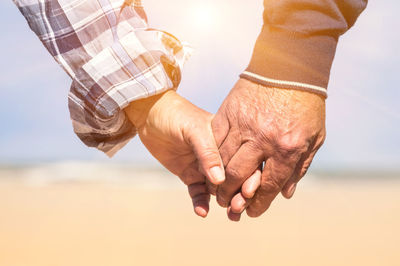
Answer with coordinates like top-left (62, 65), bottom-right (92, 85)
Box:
top-left (125, 90), bottom-right (225, 218)
top-left (212, 79), bottom-right (326, 220)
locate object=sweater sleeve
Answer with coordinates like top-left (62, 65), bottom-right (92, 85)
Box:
top-left (240, 0), bottom-right (368, 97)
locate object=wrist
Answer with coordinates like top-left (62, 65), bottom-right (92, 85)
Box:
top-left (238, 78), bottom-right (326, 103)
top-left (125, 90), bottom-right (176, 130)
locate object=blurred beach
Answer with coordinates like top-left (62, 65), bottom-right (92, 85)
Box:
top-left (0, 163), bottom-right (399, 266)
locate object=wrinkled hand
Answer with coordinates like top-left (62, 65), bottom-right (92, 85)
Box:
top-left (125, 90), bottom-right (225, 217)
top-left (212, 79), bottom-right (326, 220)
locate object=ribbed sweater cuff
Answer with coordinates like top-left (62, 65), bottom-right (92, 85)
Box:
top-left (242, 26), bottom-right (339, 98)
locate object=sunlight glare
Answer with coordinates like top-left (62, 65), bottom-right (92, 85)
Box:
top-left (190, 3), bottom-right (219, 30)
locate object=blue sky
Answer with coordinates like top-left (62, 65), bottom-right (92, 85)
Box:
top-left (0, 0), bottom-right (399, 170)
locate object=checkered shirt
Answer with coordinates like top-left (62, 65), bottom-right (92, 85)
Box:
top-left (13, 0), bottom-right (191, 156)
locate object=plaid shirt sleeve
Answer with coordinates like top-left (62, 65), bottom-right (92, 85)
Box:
top-left (13, 0), bottom-right (191, 157)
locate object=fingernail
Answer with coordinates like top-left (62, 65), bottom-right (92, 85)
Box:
top-left (194, 206), bottom-right (208, 218)
top-left (288, 183), bottom-right (297, 198)
top-left (237, 196), bottom-right (247, 213)
top-left (209, 166), bottom-right (225, 184)
top-left (239, 203), bottom-right (246, 213)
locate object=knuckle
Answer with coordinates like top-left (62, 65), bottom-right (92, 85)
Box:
top-left (216, 194), bottom-right (229, 208)
top-left (318, 132), bottom-right (327, 147)
top-left (225, 167), bottom-right (243, 182)
top-left (300, 165), bottom-right (311, 179)
top-left (181, 167), bottom-right (204, 186)
top-left (188, 183), bottom-right (207, 198)
top-left (199, 148), bottom-right (220, 162)
top-left (276, 137), bottom-right (307, 159)
top-left (302, 157), bottom-right (315, 173)
top-left (191, 193), bottom-right (210, 204)
top-left (261, 177), bottom-right (282, 194)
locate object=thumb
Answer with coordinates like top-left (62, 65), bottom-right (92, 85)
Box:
top-left (188, 124), bottom-right (225, 185)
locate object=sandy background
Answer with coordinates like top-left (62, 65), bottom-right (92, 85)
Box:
top-left (0, 163), bottom-right (399, 266)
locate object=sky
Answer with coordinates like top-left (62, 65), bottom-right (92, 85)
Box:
top-left (0, 0), bottom-right (399, 170)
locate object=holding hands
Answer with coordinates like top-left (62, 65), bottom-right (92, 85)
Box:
top-left (125, 90), bottom-right (258, 218)
top-left (13, 0), bottom-right (366, 222)
top-left (127, 78), bottom-right (326, 221)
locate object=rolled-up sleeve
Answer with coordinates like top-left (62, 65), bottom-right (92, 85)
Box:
top-left (13, 0), bottom-right (191, 156)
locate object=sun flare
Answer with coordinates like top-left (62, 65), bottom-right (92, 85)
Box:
top-left (190, 4), bottom-right (219, 30)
